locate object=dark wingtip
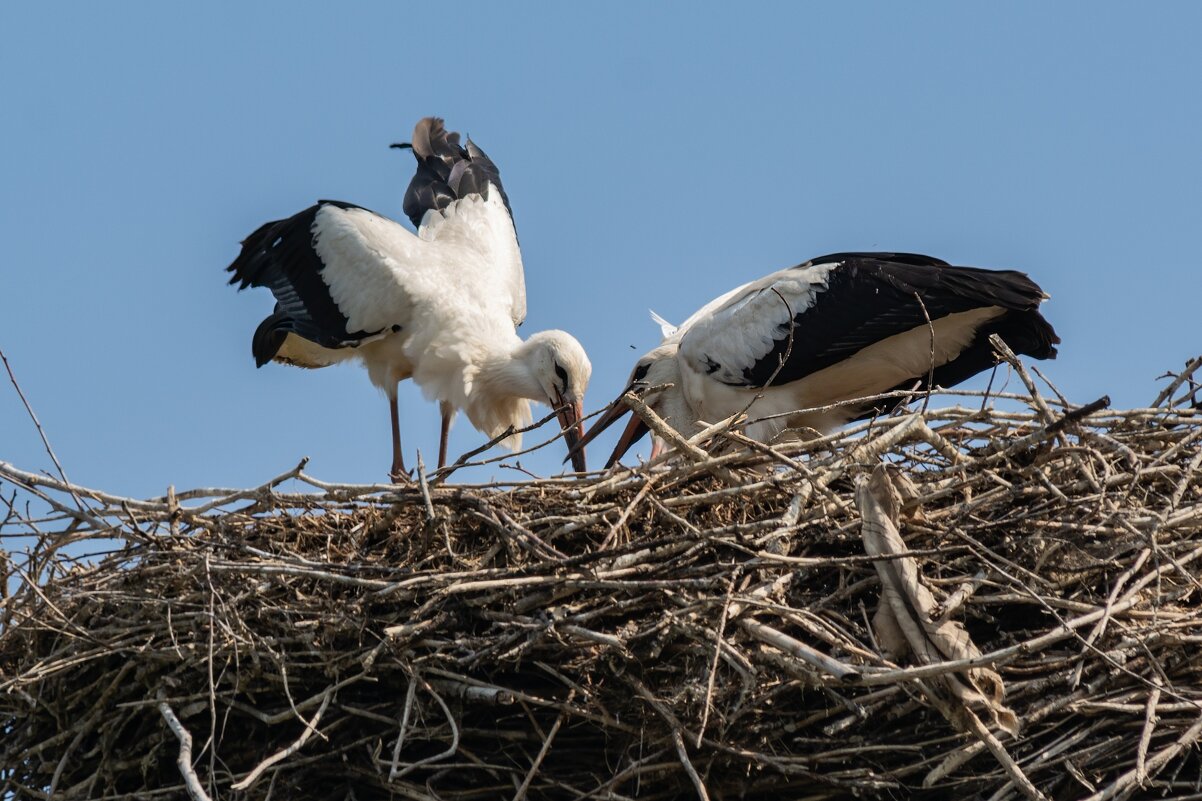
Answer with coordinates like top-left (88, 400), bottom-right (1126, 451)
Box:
top-left (252, 314), bottom-right (289, 368)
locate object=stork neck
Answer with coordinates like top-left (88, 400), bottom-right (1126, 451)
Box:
top-left (477, 340), bottom-right (543, 402)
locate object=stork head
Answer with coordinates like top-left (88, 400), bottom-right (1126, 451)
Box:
top-left (521, 330), bottom-right (592, 473)
top-left (568, 344), bottom-right (692, 470)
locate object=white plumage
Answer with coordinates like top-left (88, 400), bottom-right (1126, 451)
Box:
top-left (575, 252), bottom-right (1058, 467)
top-left (228, 118), bottom-right (591, 480)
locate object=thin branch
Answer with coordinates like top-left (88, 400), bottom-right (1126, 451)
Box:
top-left (0, 346), bottom-right (86, 513)
top-left (158, 697), bottom-right (213, 801)
top-left (672, 729), bottom-right (711, 801)
top-left (231, 689), bottom-right (332, 790)
top-left (1152, 354), bottom-right (1202, 408)
top-left (912, 291), bottom-right (936, 416)
top-left (512, 691), bottom-right (573, 801)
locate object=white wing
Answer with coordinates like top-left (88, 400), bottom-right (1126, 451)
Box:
top-left (678, 261), bottom-right (838, 385)
top-left (398, 118), bottom-right (527, 328)
top-left (229, 196), bottom-right (523, 368)
top-left (311, 205), bottom-right (422, 333)
top-left (414, 186), bottom-right (526, 327)
top-left (649, 309), bottom-right (677, 339)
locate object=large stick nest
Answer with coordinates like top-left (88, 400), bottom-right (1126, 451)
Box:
top-left (2, 356), bottom-right (1202, 801)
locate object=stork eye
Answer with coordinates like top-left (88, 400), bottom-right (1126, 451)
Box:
top-left (632, 363), bottom-right (650, 383)
top-left (554, 363), bottom-right (568, 390)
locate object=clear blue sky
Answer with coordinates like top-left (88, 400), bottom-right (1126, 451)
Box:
top-left (2, 2), bottom-right (1200, 497)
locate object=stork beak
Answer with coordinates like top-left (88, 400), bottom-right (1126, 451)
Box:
top-left (605, 413), bottom-right (651, 469)
top-left (556, 397), bottom-right (587, 473)
top-left (565, 389), bottom-right (651, 470)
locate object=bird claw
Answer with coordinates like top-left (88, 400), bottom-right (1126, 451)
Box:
top-left (389, 467), bottom-right (413, 485)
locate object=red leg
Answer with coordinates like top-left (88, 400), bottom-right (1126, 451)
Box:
top-left (438, 402), bottom-right (453, 469)
top-left (389, 393), bottom-right (408, 483)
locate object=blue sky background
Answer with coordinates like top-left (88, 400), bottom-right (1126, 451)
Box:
top-left (2, 2), bottom-right (1200, 499)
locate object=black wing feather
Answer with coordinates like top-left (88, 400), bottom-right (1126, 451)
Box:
top-left (398, 117), bottom-right (513, 230)
top-left (226, 200), bottom-right (381, 365)
top-left (739, 253), bottom-right (1059, 388)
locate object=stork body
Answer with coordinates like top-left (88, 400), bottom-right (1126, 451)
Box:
top-left (580, 252), bottom-right (1059, 467)
top-left (228, 118), bottom-right (591, 480)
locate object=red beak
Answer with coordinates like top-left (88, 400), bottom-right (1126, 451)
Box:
top-left (566, 388), bottom-right (652, 469)
top-left (556, 397), bottom-right (587, 473)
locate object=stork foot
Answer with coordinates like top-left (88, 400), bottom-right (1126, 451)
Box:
top-left (389, 466), bottom-right (413, 485)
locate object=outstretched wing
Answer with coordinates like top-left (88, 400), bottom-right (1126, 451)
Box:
top-left (394, 117), bottom-right (525, 327)
top-left (679, 252), bottom-right (1059, 390)
top-left (226, 200), bottom-right (418, 367)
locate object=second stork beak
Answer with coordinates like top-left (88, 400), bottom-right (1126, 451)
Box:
top-left (565, 390), bottom-right (652, 470)
top-left (557, 398), bottom-right (587, 473)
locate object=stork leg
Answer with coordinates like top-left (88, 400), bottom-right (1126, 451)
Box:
top-left (389, 392), bottom-right (409, 483)
top-left (438, 402), bottom-right (454, 469)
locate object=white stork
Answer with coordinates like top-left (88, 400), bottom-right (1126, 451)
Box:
top-left (574, 252), bottom-right (1059, 468)
top-left (227, 117), bottom-right (592, 481)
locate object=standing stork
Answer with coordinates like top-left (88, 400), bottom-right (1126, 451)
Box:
top-left (227, 117), bottom-right (591, 481)
top-left (574, 252), bottom-right (1058, 467)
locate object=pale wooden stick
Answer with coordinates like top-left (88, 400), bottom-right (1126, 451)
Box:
top-left (620, 392), bottom-right (740, 485)
top-left (696, 573), bottom-right (737, 747)
top-left (1152, 354), bottom-right (1202, 407)
top-left (158, 698), bottom-right (213, 801)
top-left (390, 677), bottom-right (461, 780)
top-left (956, 706), bottom-right (1047, 801)
top-left (1082, 711), bottom-right (1202, 801)
top-left (231, 689), bottom-right (331, 790)
top-left (388, 676), bottom-right (418, 781)
top-left (1135, 684), bottom-right (1161, 784)
top-left (738, 617), bottom-right (861, 682)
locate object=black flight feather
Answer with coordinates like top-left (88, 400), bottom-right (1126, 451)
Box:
top-left (396, 117), bottom-right (513, 230)
top-left (226, 200), bottom-right (381, 366)
top-left (736, 253), bottom-right (1059, 389)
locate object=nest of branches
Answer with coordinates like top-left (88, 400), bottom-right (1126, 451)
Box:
top-left (2, 354), bottom-right (1201, 801)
